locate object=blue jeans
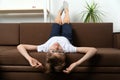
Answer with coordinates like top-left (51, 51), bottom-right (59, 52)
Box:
top-left (49, 23), bottom-right (73, 44)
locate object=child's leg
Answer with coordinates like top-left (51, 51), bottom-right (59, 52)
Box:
top-left (62, 8), bottom-right (73, 43)
top-left (55, 4), bottom-right (64, 25)
top-left (62, 23), bottom-right (73, 44)
top-left (49, 23), bottom-right (61, 38)
top-left (49, 9), bottom-right (63, 38)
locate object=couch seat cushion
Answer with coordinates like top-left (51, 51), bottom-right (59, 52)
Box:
top-left (0, 46), bottom-right (46, 66)
top-left (64, 48), bottom-right (120, 67)
top-left (0, 47), bottom-right (120, 67)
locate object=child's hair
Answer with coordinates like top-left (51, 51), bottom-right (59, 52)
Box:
top-left (45, 53), bottom-right (66, 73)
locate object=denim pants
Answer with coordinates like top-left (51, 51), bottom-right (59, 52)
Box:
top-left (49, 23), bottom-right (73, 44)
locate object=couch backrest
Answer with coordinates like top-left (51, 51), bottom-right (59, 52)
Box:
top-left (72, 23), bottom-right (113, 48)
top-left (20, 23), bottom-right (52, 45)
top-left (0, 23), bottom-right (19, 45)
top-left (20, 23), bottom-right (113, 48)
top-left (0, 23), bottom-right (113, 47)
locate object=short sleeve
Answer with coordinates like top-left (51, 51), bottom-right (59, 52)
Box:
top-left (64, 44), bottom-right (77, 53)
top-left (37, 44), bottom-right (47, 52)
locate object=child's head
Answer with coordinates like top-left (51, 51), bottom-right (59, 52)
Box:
top-left (45, 52), bottom-right (66, 73)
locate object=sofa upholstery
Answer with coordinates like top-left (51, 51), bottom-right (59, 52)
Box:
top-left (0, 23), bottom-right (120, 80)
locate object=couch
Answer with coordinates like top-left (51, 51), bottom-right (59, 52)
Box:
top-left (0, 23), bottom-right (120, 80)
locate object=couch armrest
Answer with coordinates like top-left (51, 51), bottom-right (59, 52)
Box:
top-left (113, 32), bottom-right (120, 48)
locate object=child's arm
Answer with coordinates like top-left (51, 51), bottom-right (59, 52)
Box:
top-left (17, 44), bottom-right (43, 68)
top-left (63, 47), bottom-right (97, 74)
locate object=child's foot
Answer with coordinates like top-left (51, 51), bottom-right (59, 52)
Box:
top-left (63, 14), bottom-right (70, 24)
top-left (58, 1), bottom-right (69, 15)
top-left (58, 3), bottom-right (64, 15)
top-left (63, 1), bottom-right (69, 14)
top-left (62, 1), bottom-right (70, 24)
top-left (63, 1), bottom-right (69, 9)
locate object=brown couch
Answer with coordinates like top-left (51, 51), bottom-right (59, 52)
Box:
top-left (0, 23), bottom-right (120, 80)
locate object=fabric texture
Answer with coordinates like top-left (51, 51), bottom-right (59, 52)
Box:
top-left (37, 23), bottom-right (75, 53)
top-left (50, 23), bottom-right (73, 43)
top-left (37, 36), bottom-right (76, 53)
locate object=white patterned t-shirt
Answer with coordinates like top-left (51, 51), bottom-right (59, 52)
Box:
top-left (37, 36), bottom-right (76, 53)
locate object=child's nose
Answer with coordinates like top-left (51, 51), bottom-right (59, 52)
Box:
top-left (54, 42), bottom-right (59, 46)
top-left (54, 42), bottom-right (59, 49)
top-left (55, 45), bottom-right (59, 50)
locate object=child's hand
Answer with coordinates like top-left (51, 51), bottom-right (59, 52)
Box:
top-left (63, 62), bottom-right (77, 74)
top-left (28, 57), bottom-right (43, 68)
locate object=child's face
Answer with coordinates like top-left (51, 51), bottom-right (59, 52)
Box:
top-left (48, 42), bottom-right (64, 54)
top-left (48, 42), bottom-right (65, 61)
top-left (47, 42), bottom-right (66, 72)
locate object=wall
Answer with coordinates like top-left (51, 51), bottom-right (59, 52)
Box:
top-left (0, 0), bottom-right (47, 23)
top-left (0, 0), bottom-right (44, 9)
top-left (50, 0), bottom-right (120, 32)
top-left (0, 0), bottom-right (120, 32)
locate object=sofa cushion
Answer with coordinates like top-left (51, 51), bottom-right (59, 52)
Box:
top-left (0, 66), bottom-right (44, 72)
top-left (20, 23), bottom-right (52, 45)
top-left (66, 48), bottom-right (120, 67)
top-left (113, 32), bottom-right (120, 49)
top-left (0, 46), bottom-right (46, 66)
top-left (94, 48), bottom-right (120, 66)
top-left (0, 46), bottom-right (28, 65)
top-left (0, 23), bottom-right (19, 45)
top-left (0, 47), bottom-right (120, 73)
top-left (72, 23), bottom-right (113, 48)
top-left (0, 47), bottom-right (120, 67)
top-left (19, 23), bottom-right (113, 47)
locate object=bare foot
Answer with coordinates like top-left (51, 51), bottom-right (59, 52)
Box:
top-left (55, 10), bottom-right (63, 25)
top-left (63, 8), bottom-right (70, 24)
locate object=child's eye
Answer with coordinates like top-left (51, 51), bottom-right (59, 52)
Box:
top-left (52, 50), bottom-right (54, 53)
top-left (58, 50), bottom-right (64, 53)
top-left (52, 50), bottom-right (56, 53)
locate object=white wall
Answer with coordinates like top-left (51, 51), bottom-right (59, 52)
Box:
top-left (50, 0), bottom-right (120, 32)
top-left (0, 0), bottom-right (120, 32)
top-left (0, 0), bottom-right (44, 9)
top-left (0, 0), bottom-right (46, 23)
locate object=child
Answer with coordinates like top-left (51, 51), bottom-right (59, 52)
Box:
top-left (17, 1), bottom-right (97, 74)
